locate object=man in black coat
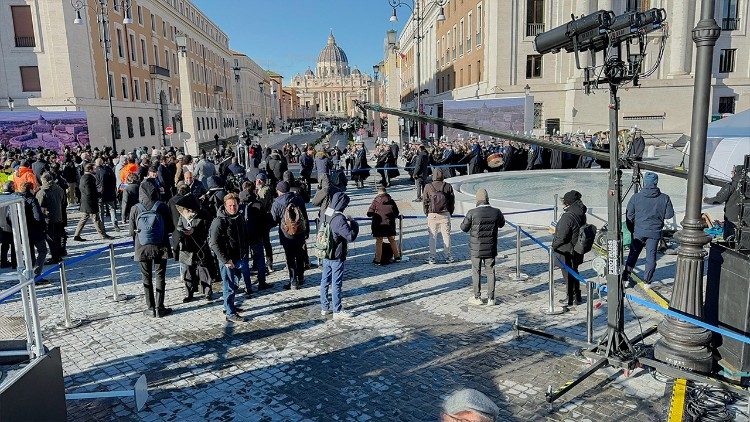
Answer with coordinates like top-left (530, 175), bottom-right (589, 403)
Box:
top-left (16, 182), bottom-right (48, 283)
top-left (299, 147), bottom-right (315, 194)
top-left (551, 190), bottom-right (587, 306)
top-left (412, 145), bottom-right (429, 202)
top-left (129, 179), bottom-right (175, 317)
top-left (627, 131), bottom-right (646, 161)
top-left (460, 188), bottom-right (505, 305)
top-left (175, 194), bottom-right (213, 302)
top-left (95, 158), bottom-right (120, 231)
top-left (73, 163), bottom-right (112, 241)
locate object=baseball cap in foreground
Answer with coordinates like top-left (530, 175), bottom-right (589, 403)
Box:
top-left (442, 388), bottom-right (499, 420)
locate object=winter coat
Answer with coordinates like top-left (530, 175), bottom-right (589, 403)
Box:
top-left (322, 192), bottom-right (359, 261)
top-left (552, 200), bottom-right (587, 255)
top-left (128, 180), bottom-right (174, 262)
top-left (315, 153), bottom-right (332, 177)
top-left (95, 165), bottom-right (118, 202)
top-left (193, 159), bottom-right (216, 187)
top-left (177, 209), bottom-right (213, 266)
top-left (266, 153), bottom-right (287, 185)
top-left (312, 175), bottom-right (341, 220)
top-left (119, 162), bottom-right (139, 185)
top-left (422, 170), bottom-right (455, 215)
top-left (300, 153), bottom-right (314, 178)
top-left (31, 161), bottom-right (48, 183)
top-left (366, 193), bottom-right (400, 238)
top-left (157, 164), bottom-right (175, 195)
top-left (242, 194), bottom-right (270, 246)
top-left (626, 174), bottom-right (674, 239)
top-left (228, 163), bottom-right (245, 176)
top-left (79, 173), bottom-right (100, 214)
top-left (121, 182), bottom-right (140, 221)
top-left (412, 151), bottom-right (429, 180)
top-left (705, 166), bottom-right (746, 224)
top-left (627, 136), bottom-right (645, 160)
top-left (271, 191), bottom-right (309, 244)
top-left (460, 205), bottom-right (505, 258)
top-left (36, 179), bottom-right (66, 223)
top-left (13, 166), bottom-right (38, 192)
top-left (283, 171), bottom-right (310, 203)
top-left (209, 207), bottom-right (249, 264)
top-left (351, 149), bottom-right (370, 181)
top-left (15, 192), bottom-right (46, 242)
top-left (187, 180), bottom-right (207, 199)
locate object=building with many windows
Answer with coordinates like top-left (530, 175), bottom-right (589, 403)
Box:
top-left (289, 32), bottom-right (372, 119)
top-left (0, 0), bottom-right (247, 151)
top-left (389, 0), bottom-right (749, 141)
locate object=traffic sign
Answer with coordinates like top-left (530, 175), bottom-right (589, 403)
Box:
top-left (165, 126), bottom-right (174, 135)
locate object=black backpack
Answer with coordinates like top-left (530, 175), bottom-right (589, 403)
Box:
top-left (574, 219), bottom-right (597, 255)
top-left (428, 182), bottom-right (450, 214)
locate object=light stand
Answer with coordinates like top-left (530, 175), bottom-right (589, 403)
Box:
top-left (388, 0), bottom-right (445, 142)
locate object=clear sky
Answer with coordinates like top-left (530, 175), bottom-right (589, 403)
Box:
top-left (192, 0), bottom-right (403, 81)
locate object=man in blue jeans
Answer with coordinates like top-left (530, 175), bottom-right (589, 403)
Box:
top-left (624, 172), bottom-right (675, 288)
top-left (209, 193), bottom-right (250, 322)
top-left (320, 192), bottom-right (359, 319)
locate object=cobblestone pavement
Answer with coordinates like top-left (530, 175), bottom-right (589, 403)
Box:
top-left (0, 139), bottom-right (681, 421)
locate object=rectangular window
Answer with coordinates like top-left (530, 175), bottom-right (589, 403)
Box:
top-left (468, 64), bottom-right (472, 84)
top-left (627, 0), bottom-right (651, 12)
top-left (121, 76), bottom-right (129, 99)
top-left (437, 39), bottom-right (441, 67)
top-left (11, 6), bottom-right (35, 47)
top-left (20, 66), bottom-right (41, 91)
top-left (722, 0), bottom-right (740, 30)
top-left (153, 44), bottom-right (159, 66)
top-left (467, 12), bottom-right (472, 51)
top-left (140, 39), bottom-right (147, 65)
top-left (126, 117), bottom-right (134, 138)
top-left (144, 80), bottom-right (150, 102)
top-left (459, 19), bottom-right (464, 56)
top-left (163, 21), bottom-right (167, 37)
top-left (452, 25), bottom-right (457, 60)
top-left (718, 96), bottom-right (736, 114)
top-left (137, 6), bottom-right (143, 25)
top-left (116, 28), bottom-right (124, 58)
top-left (460, 68), bottom-right (464, 86)
top-left (149, 117), bottom-right (156, 136)
top-left (113, 116), bottom-right (121, 139)
top-left (133, 79), bottom-right (140, 100)
top-left (719, 49), bottom-right (736, 73)
top-left (526, 54), bottom-right (542, 78)
top-left (477, 3), bottom-right (483, 46)
top-left (138, 117), bottom-right (145, 137)
top-left (164, 49), bottom-right (170, 71)
top-left (151, 14), bottom-right (156, 32)
top-left (477, 60), bottom-right (482, 81)
top-left (526, 0), bottom-right (546, 36)
top-left (129, 34), bottom-right (136, 62)
top-left (533, 102), bottom-right (543, 129)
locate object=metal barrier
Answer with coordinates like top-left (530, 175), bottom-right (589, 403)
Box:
top-left (55, 262), bottom-right (81, 330)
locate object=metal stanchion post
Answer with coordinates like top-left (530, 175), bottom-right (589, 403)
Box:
top-left (465, 163), bottom-right (470, 175)
top-left (398, 215), bottom-right (410, 262)
top-left (544, 248), bottom-right (567, 315)
top-left (553, 194), bottom-right (559, 222)
top-left (107, 243), bottom-right (129, 302)
top-left (587, 281), bottom-right (594, 344)
top-left (508, 225), bottom-right (529, 281)
top-left (56, 262), bottom-right (82, 330)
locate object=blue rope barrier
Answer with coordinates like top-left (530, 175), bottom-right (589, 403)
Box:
top-left (64, 246), bottom-right (110, 269)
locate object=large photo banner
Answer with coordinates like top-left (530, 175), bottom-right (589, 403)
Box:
top-left (0, 111), bottom-right (90, 153)
top-left (442, 97), bottom-right (528, 140)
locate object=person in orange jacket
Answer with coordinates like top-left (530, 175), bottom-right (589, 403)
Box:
top-left (119, 156), bottom-right (139, 187)
top-left (13, 160), bottom-right (38, 193)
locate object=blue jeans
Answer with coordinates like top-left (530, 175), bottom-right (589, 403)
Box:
top-left (219, 258), bottom-right (250, 315)
top-left (320, 259), bottom-right (345, 312)
top-left (625, 237), bottom-right (659, 283)
top-left (250, 243), bottom-right (266, 284)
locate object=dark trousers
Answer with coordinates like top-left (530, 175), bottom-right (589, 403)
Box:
top-left (184, 263), bottom-right (213, 297)
top-left (282, 240), bottom-right (305, 284)
top-left (250, 243), bottom-right (266, 284)
top-left (471, 257), bottom-right (496, 300)
top-left (556, 252), bottom-right (582, 304)
top-left (46, 221), bottom-right (65, 261)
top-left (0, 230), bottom-right (16, 267)
top-left (139, 258), bottom-right (167, 311)
top-left (262, 230), bottom-right (273, 266)
top-left (415, 178), bottom-right (425, 200)
top-left (30, 237), bottom-right (47, 277)
top-left (625, 237), bottom-right (659, 283)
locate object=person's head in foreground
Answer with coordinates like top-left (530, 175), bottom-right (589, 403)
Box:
top-left (441, 388), bottom-right (500, 422)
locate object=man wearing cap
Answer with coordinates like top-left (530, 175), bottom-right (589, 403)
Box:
top-left (552, 190), bottom-right (588, 306)
top-left (461, 188), bottom-right (505, 306)
top-left (624, 172), bottom-right (674, 287)
top-left (442, 388), bottom-right (500, 422)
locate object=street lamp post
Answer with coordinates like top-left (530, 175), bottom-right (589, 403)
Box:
top-left (653, 0), bottom-right (721, 372)
top-left (6, 97), bottom-right (14, 111)
top-left (388, 0), bottom-right (446, 142)
top-left (373, 64), bottom-right (381, 140)
top-left (71, 0), bottom-right (132, 152)
top-left (259, 81), bottom-right (267, 139)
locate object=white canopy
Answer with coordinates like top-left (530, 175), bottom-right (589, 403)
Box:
top-left (704, 109), bottom-right (749, 182)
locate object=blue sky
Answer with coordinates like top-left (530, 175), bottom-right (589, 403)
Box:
top-left (193, 0), bottom-right (402, 81)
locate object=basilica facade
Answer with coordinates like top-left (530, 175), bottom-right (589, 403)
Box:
top-left (290, 33), bottom-right (372, 119)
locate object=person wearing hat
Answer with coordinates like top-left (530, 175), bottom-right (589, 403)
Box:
top-left (441, 388), bottom-right (500, 422)
top-left (460, 188), bottom-right (506, 306)
top-left (175, 194), bottom-right (214, 302)
top-left (626, 130), bottom-right (646, 161)
top-left (271, 181), bottom-right (309, 289)
top-left (319, 192), bottom-right (359, 319)
top-left (552, 190), bottom-right (588, 306)
top-left (624, 172), bottom-right (674, 287)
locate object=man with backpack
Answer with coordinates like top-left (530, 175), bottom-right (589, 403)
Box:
top-left (317, 192), bottom-right (359, 319)
top-left (460, 188), bottom-right (505, 306)
top-left (129, 179), bottom-right (175, 318)
top-left (551, 190), bottom-right (590, 306)
top-left (624, 172), bottom-right (674, 287)
top-left (209, 193), bottom-right (250, 323)
top-left (271, 181), bottom-right (309, 290)
top-left (423, 168), bottom-right (455, 264)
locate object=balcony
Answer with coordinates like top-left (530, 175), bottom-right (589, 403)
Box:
top-left (526, 23), bottom-right (545, 37)
top-left (149, 65), bottom-right (170, 78)
top-left (14, 36), bottom-right (35, 48)
top-left (722, 17), bottom-right (740, 31)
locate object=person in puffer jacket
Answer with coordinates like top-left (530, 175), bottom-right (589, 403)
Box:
top-left (624, 172), bottom-right (674, 286)
top-left (319, 192), bottom-right (359, 320)
top-left (551, 190), bottom-right (587, 306)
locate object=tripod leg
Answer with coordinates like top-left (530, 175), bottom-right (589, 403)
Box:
top-left (546, 357), bottom-right (608, 403)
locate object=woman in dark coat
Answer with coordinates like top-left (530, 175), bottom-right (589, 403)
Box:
top-left (120, 173), bottom-right (140, 224)
top-left (351, 143), bottom-right (370, 188)
top-left (366, 186), bottom-right (401, 265)
top-left (175, 194), bottom-right (213, 302)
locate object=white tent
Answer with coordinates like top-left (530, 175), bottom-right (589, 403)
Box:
top-left (704, 109), bottom-right (750, 182)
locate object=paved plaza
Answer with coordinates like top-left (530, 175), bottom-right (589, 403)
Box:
top-left (0, 156), bottom-right (684, 421)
